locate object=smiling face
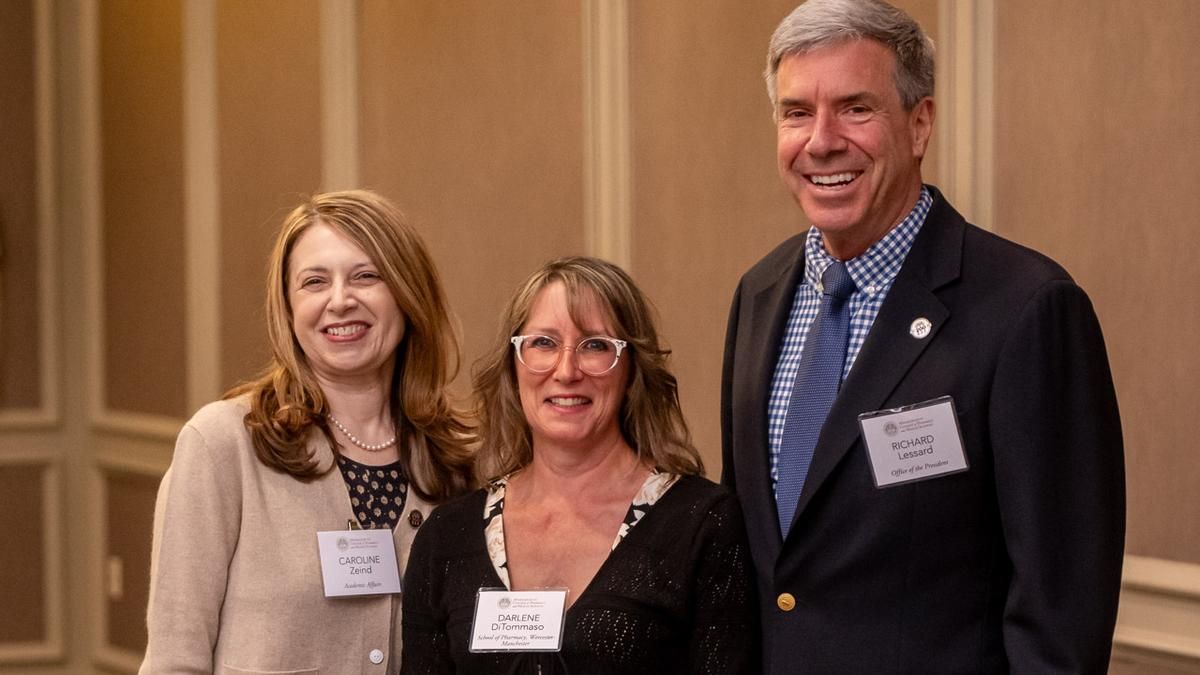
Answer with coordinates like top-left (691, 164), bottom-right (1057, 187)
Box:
top-left (775, 38), bottom-right (934, 260)
top-left (515, 281), bottom-right (630, 453)
top-left (287, 222), bottom-right (406, 388)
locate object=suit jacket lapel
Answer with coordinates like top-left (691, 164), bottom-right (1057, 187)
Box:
top-left (789, 191), bottom-right (967, 526)
top-left (743, 243), bottom-right (808, 556)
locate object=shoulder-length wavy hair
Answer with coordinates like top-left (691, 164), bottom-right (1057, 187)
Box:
top-left (472, 256), bottom-right (702, 481)
top-left (227, 189), bottom-right (473, 502)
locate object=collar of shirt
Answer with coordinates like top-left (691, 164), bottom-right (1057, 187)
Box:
top-left (801, 186), bottom-right (934, 299)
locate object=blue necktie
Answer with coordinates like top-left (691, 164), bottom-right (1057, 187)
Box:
top-left (776, 261), bottom-right (856, 536)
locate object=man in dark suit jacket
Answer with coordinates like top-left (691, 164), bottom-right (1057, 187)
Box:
top-left (721, 1), bottom-right (1125, 672)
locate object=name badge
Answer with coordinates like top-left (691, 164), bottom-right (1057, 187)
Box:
top-left (858, 396), bottom-right (968, 488)
top-left (469, 588), bottom-right (568, 653)
top-left (316, 529), bottom-right (401, 597)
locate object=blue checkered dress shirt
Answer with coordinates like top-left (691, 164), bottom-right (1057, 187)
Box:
top-left (768, 187), bottom-right (933, 492)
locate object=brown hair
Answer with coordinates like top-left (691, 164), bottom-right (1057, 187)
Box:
top-left (227, 189), bottom-right (473, 502)
top-left (472, 256), bottom-right (702, 481)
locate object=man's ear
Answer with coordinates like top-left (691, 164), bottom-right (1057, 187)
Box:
top-left (910, 97), bottom-right (935, 160)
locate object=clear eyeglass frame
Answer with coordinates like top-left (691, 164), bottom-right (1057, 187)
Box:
top-left (509, 334), bottom-right (628, 376)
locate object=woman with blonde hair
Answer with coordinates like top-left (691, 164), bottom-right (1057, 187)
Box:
top-left (402, 256), bottom-right (758, 674)
top-left (141, 189), bottom-right (473, 674)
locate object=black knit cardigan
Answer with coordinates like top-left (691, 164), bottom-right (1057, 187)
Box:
top-left (400, 474), bottom-right (760, 674)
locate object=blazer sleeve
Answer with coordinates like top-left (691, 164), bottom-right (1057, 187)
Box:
top-left (720, 279), bottom-right (745, 492)
top-left (990, 279), bottom-right (1125, 673)
top-left (687, 491), bottom-right (761, 674)
top-left (140, 422), bottom-right (243, 675)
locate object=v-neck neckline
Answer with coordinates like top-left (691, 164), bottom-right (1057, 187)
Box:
top-left (481, 472), bottom-right (680, 607)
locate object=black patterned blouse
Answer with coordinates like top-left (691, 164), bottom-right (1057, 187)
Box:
top-left (335, 454), bottom-right (408, 531)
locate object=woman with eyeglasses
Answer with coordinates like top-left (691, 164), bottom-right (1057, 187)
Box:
top-left (401, 256), bottom-right (759, 674)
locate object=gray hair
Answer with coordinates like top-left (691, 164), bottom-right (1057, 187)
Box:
top-left (765, 0), bottom-right (935, 109)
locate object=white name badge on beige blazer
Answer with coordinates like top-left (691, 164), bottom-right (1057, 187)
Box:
top-left (858, 395), bottom-right (969, 488)
top-left (316, 529), bottom-right (401, 597)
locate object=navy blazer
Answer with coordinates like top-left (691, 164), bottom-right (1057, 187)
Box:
top-left (721, 187), bottom-right (1125, 674)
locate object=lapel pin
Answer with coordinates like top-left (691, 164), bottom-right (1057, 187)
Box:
top-left (909, 317), bottom-right (932, 339)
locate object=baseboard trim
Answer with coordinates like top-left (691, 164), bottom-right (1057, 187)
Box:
top-left (1114, 555), bottom-right (1200, 669)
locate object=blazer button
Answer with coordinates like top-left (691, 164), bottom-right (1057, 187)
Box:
top-left (407, 509), bottom-right (423, 528)
top-left (368, 648), bottom-right (384, 664)
top-left (777, 592), bottom-right (796, 612)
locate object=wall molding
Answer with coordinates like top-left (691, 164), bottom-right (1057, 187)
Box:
top-left (0, 456), bottom-right (65, 664)
top-left (935, 0), bottom-right (994, 232)
top-left (183, 0), bottom-right (221, 413)
top-left (79, 0), bottom-right (201, 441)
top-left (0, 0), bottom-right (61, 430)
top-left (95, 448), bottom-right (171, 478)
top-left (319, 0), bottom-right (359, 191)
top-left (90, 460), bottom-right (163, 675)
top-left (581, 0), bottom-right (632, 270)
top-left (1113, 555), bottom-right (1200, 670)
top-left (92, 411), bottom-right (183, 443)
top-left (80, 0), bottom-right (106, 436)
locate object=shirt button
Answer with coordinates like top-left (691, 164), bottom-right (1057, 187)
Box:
top-left (368, 648), bottom-right (384, 664)
top-left (407, 510), bottom-right (423, 528)
top-left (777, 592), bottom-right (796, 612)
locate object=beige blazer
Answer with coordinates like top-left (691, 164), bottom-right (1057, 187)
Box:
top-left (140, 396), bottom-right (433, 675)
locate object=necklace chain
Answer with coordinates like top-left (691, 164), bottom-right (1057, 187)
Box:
top-left (327, 415), bottom-right (397, 452)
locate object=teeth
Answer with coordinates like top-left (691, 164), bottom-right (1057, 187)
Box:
top-left (810, 172), bottom-right (858, 186)
top-left (326, 324), bottom-right (365, 336)
top-left (549, 397), bottom-right (588, 406)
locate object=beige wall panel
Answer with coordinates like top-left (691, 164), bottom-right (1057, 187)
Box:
top-left (995, 1), bottom-right (1200, 562)
top-left (359, 1), bottom-right (585, 380)
top-left (0, 465), bottom-right (46, 643)
top-left (100, 0), bottom-right (188, 418)
top-left (217, 0), bottom-right (323, 391)
top-left (630, 0), bottom-right (800, 473)
top-left (630, 1), bottom-right (941, 473)
top-left (898, 0), bottom-right (939, 185)
top-left (104, 470), bottom-right (157, 654)
top-left (0, 0), bottom-right (42, 410)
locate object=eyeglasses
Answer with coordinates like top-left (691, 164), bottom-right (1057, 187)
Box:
top-left (510, 334), bottom-right (628, 376)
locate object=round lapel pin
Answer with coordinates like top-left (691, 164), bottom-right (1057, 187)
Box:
top-left (909, 317), bottom-right (933, 339)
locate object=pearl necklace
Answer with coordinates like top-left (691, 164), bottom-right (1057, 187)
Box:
top-left (327, 415), bottom-right (397, 452)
